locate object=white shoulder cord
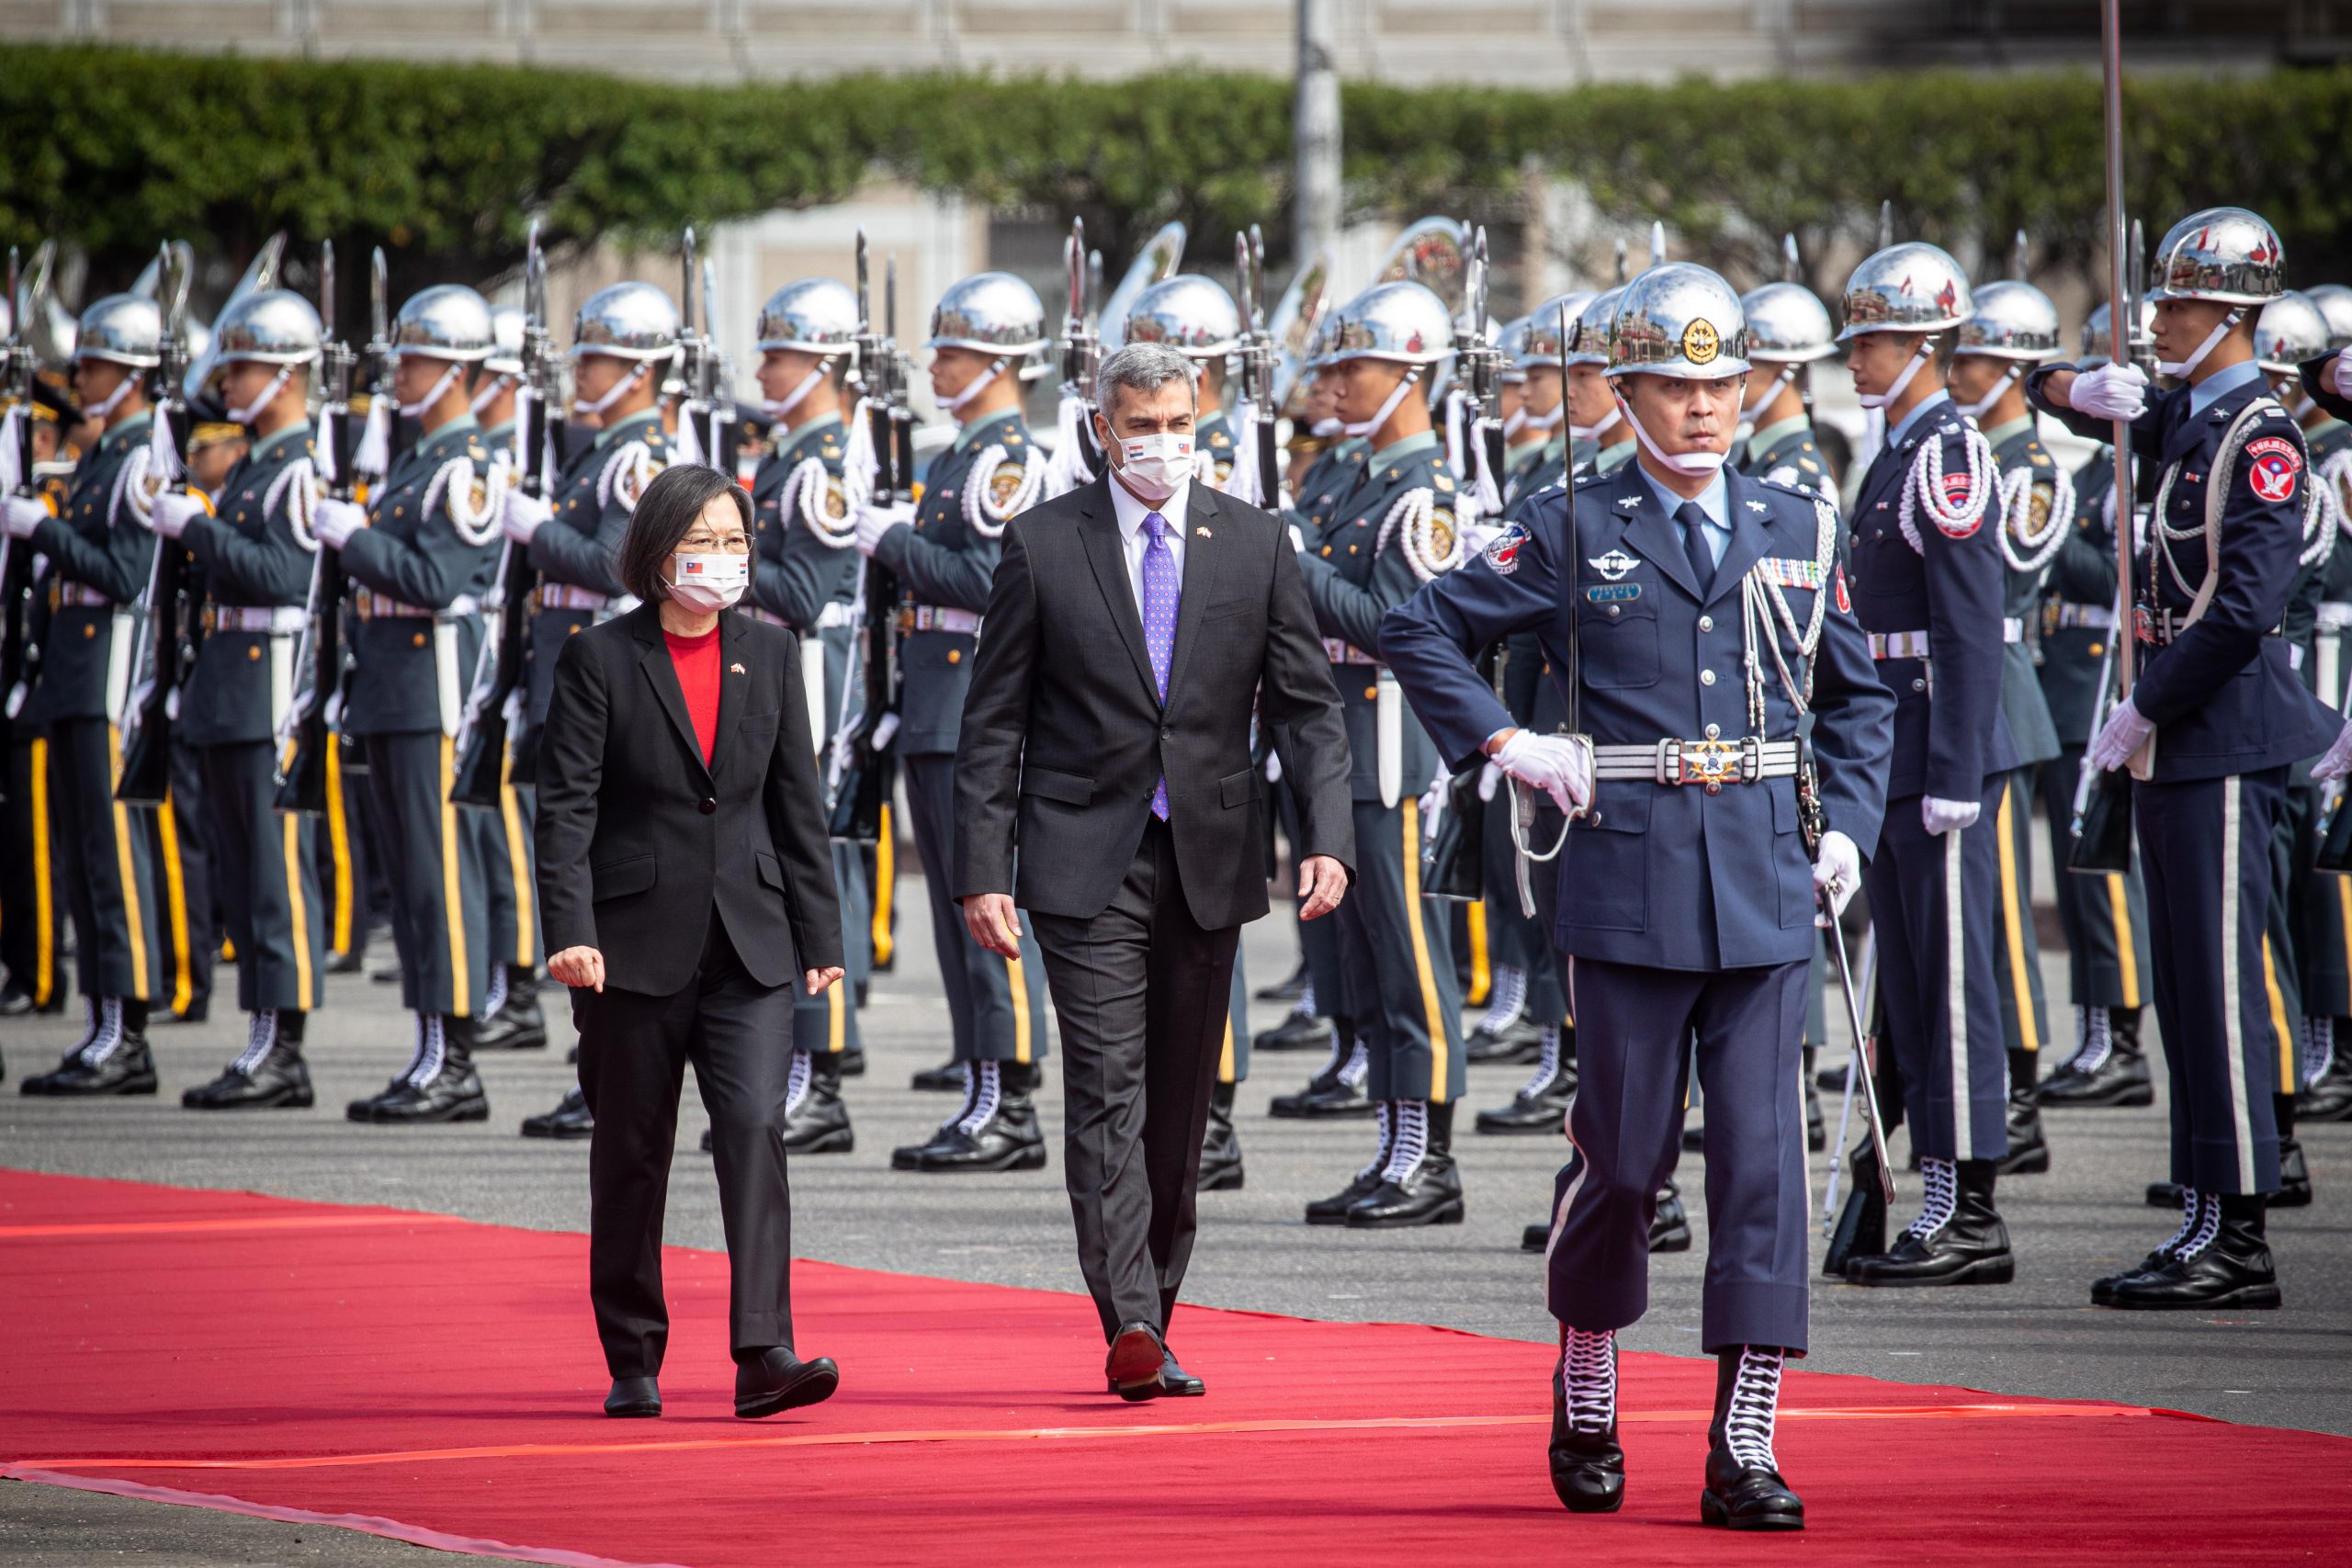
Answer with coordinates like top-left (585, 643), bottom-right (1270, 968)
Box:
top-left (1740, 494), bottom-right (1839, 729)
top-left (1224, 399), bottom-right (1265, 506)
top-left (112, 446), bottom-right (157, 529)
top-left (595, 440), bottom-right (657, 515)
top-left (264, 457), bottom-right (323, 554)
top-left (2324, 448), bottom-right (2352, 541)
top-left (1997, 460), bottom-right (2075, 575)
top-left (422, 456), bottom-right (511, 548)
top-left (2151, 399), bottom-right (2274, 608)
top-left (1374, 485), bottom-right (1464, 582)
top-left (961, 443), bottom-right (1041, 540)
top-left (792, 456), bottom-right (857, 549)
top-left (1039, 392), bottom-right (1098, 502)
top-left (1894, 423), bottom-right (1996, 556)
top-left (2299, 466), bottom-right (2335, 570)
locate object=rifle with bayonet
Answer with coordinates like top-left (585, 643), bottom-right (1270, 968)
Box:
top-left (828, 230), bottom-right (904, 844)
top-left (1452, 225), bottom-right (1507, 525)
top-left (1062, 217), bottom-right (1101, 478)
top-left (116, 242), bottom-right (197, 806)
top-left (1234, 226), bottom-right (1281, 507)
top-left (701, 256), bottom-right (741, 479)
top-left (1, 245), bottom-right (42, 728)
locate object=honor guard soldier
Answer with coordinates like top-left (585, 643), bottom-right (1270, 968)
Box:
top-left (856, 271), bottom-right (1054, 1172)
top-left (1835, 241), bottom-right (2023, 1286)
top-left (1382, 264), bottom-right (1894, 1529)
top-left (2031, 301), bottom-right (2155, 1110)
top-left (1288, 279), bottom-right (1472, 1228)
top-left (1285, 363), bottom-right (1368, 521)
top-left (508, 282), bottom-right (675, 1138)
top-left (2035, 207), bottom-right (2341, 1308)
top-left (739, 276), bottom-right (869, 1155)
top-left (2296, 284), bottom-right (2352, 1121)
top-left (1564, 287), bottom-right (1635, 479)
top-left (311, 284), bottom-right (510, 1124)
top-left (147, 289), bottom-right (330, 1107)
top-left (8, 294), bottom-right (173, 1094)
top-left (1735, 281), bottom-right (1837, 492)
top-left (1950, 277), bottom-right (2069, 1173)
top-left (1, 357), bottom-right (72, 1021)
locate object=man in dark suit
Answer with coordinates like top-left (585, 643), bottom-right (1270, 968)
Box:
top-left (953, 341), bottom-right (1354, 1400)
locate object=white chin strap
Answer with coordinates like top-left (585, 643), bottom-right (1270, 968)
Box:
top-left (2294, 393), bottom-right (2318, 422)
top-left (83, 371), bottom-right (140, 423)
top-left (1309, 416), bottom-right (1345, 439)
top-left (1857, 340), bottom-right (1934, 410)
top-left (468, 372), bottom-right (515, 418)
top-left (1954, 363), bottom-right (2024, 421)
top-left (572, 360), bottom-right (650, 419)
top-left (1568, 405), bottom-right (1623, 444)
top-left (226, 363), bottom-right (296, 426)
top-left (943, 357), bottom-right (1008, 414)
top-left (1614, 388), bottom-right (1728, 476)
top-left (1518, 400), bottom-right (1565, 435)
top-left (2157, 309), bottom-right (2244, 379)
top-left (1343, 367), bottom-right (1422, 438)
top-left (762, 361), bottom-right (831, 423)
top-left (1742, 364), bottom-right (1797, 418)
top-left (399, 360), bottom-right (467, 420)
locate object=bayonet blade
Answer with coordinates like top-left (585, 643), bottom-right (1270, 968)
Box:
top-left (702, 257), bottom-right (718, 343)
top-left (1613, 237), bottom-right (1626, 286)
top-left (1647, 220), bottom-right (1665, 270)
top-left (854, 227), bottom-right (871, 334)
top-left (884, 254), bottom-right (897, 343)
top-left (682, 226), bottom-right (697, 329)
top-left (320, 241), bottom-right (336, 342)
top-left (1781, 232), bottom-right (1800, 285)
top-left (2012, 228), bottom-right (2030, 280)
top-left (1877, 198), bottom-right (1894, 251)
top-left (369, 247), bottom-right (389, 348)
top-left (5, 246), bottom-right (18, 351)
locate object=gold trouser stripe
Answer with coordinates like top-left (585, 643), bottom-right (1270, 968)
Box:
top-left (1006, 948), bottom-right (1034, 1065)
top-left (871, 803), bottom-right (894, 966)
top-left (1218, 1014), bottom-right (1236, 1085)
top-left (1401, 798), bottom-right (1451, 1104)
top-left (106, 725), bottom-right (151, 1001)
top-left (2261, 934), bottom-right (2294, 1096)
top-left (322, 737), bottom-right (354, 954)
top-left (438, 738), bottom-right (470, 1018)
top-left (1994, 777), bottom-right (2038, 1054)
top-left (827, 971), bottom-right (845, 1054)
top-left (1464, 900), bottom-right (1490, 1007)
top-left (30, 737), bottom-right (54, 1005)
top-left (498, 755), bottom-right (534, 966)
top-left (2106, 874), bottom-right (2142, 1010)
top-left (283, 814), bottom-right (315, 1012)
top-left (155, 796), bottom-right (194, 1017)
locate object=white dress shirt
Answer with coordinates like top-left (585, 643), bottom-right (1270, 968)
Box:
top-left (1105, 468), bottom-right (1191, 613)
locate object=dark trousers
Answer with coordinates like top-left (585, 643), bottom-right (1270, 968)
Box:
top-left (902, 750), bottom-right (1048, 1064)
top-left (476, 776), bottom-right (541, 977)
top-left (1030, 819), bottom-right (1240, 1343)
top-left (151, 736), bottom-right (217, 1018)
top-left (2036, 744), bottom-right (2152, 1011)
top-left (360, 730), bottom-right (486, 1018)
top-left (1480, 784), bottom-right (1568, 1025)
top-left (1544, 955), bottom-right (1810, 1354)
top-left (49, 716), bottom-right (162, 1004)
top-left (792, 841), bottom-right (865, 1055)
top-left (317, 736), bottom-right (379, 961)
top-left (1862, 780), bottom-right (2011, 1164)
top-left (1991, 765), bottom-right (2050, 1059)
top-left (196, 739), bottom-right (322, 1014)
top-left (1336, 795), bottom-right (1464, 1103)
top-left (2284, 775), bottom-right (2346, 1036)
top-left (2, 731), bottom-right (64, 1007)
top-left (575, 908), bottom-right (800, 1377)
top-left (1277, 773), bottom-right (1349, 1021)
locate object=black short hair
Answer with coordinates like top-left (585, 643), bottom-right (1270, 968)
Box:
top-left (616, 463), bottom-right (752, 604)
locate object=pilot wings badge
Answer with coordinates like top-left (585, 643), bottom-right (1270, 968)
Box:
top-left (1588, 548), bottom-right (1642, 581)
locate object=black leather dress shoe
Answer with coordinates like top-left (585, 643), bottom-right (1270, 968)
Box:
top-left (910, 1060), bottom-right (966, 1092)
top-left (0, 982), bottom-right (34, 1017)
top-left (1252, 1010), bottom-right (1333, 1053)
top-left (889, 1102), bottom-right (1046, 1172)
top-left (1475, 1059), bottom-right (1574, 1135)
top-left (1699, 1446), bottom-right (1804, 1531)
top-left (734, 1348), bottom-right (840, 1418)
top-left (2034, 1049), bottom-right (2154, 1108)
top-left (1104, 1322), bottom-right (1165, 1398)
top-left (1464, 1015), bottom-right (1544, 1066)
top-left (1522, 1221), bottom-right (1551, 1253)
top-left (1269, 1063), bottom-right (1371, 1118)
top-left (2091, 1245), bottom-right (2178, 1305)
top-left (1821, 1150), bottom-right (1886, 1278)
top-left (605, 1376), bottom-right (661, 1418)
top-left (24, 1039), bottom-right (158, 1097)
top-left (325, 948), bottom-right (367, 976)
top-left (183, 1049), bottom-right (313, 1111)
top-left (837, 1044), bottom-right (866, 1077)
top-left (1649, 1181), bottom-right (1692, 1253)
top-left (1255, 962), bottom-right (1308, 1004)
top-left (1346, 1153), bottom-right (1464, 1228)
top-left (347, 1062), bottom-right (489, 1124)
top-left (1307, 1167), bottom-right (1385, 1225)
top-left (1110, 1348), bottom-right (1204, 1401)
top-left (2107, 1200), bottom-right (2280, 1311)
top-left (521, 1086), bottom-right (594, 1140)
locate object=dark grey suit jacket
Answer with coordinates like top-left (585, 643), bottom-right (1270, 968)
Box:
top-left (952, 476), bottom-right (1353, 931)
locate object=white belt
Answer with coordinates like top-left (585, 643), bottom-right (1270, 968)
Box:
top-left (2319, 602), bottom-right (2352, 634)
top-left (203, 604), bottom-right (307, 635)
top-left (2050, 602), bottom-right (2114, 630)
top-left (352, 589), bottom-right (481, 622)
top-left (1868, 630), bottom-right (1930, 660)
top-left (1322, 637), bottom-right (1380, 666)
top-left (899, 604), bottom-right (980, 635)
top-left (1590, 737), bottom-right (1800, 787)
top-left (2003, 616), bottom-right (2025, 645)
top-left (535, 583), bottom-right (608, 613)
top-left (817, 600), bottom-right (856, 630)
top-left (53, 581), bottom-right (113, 609)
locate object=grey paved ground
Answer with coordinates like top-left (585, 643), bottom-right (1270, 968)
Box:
top-left (6, 861), bottom-right (2351, 1563)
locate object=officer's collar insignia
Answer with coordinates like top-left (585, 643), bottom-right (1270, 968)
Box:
top-left (1589, 547), bottom-right (1641, 581)
top-left (1745, 499), bottom-right (1770, 513)
top-left (1585, 583), bottom-right (1641, 604)
top-left (1614, 494), bottom-right (1642, 511)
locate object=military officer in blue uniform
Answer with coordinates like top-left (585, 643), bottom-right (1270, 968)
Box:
top-left (312, 284), bottom-right (509, 1125)
top-left (1834, 242), bottom-right (2022, 1287)
top-left (148, 289), bottom-right (329, 1108)
top-left (2035, 207), bottom-right (2341, 1309)
top-left (2031, 302), bottom-right (2156, 1111)
top-left (1383, 264), bottom-right (1893, 1529)
top-left (2296, 287), bottom-right (2352, 1122)
top-left (1288, 279), bottom-right (1472, 1229)
top-left (858, 271), bottom-right (1054, 1173)
top-left (8, 294), bottom-right (172, 1095)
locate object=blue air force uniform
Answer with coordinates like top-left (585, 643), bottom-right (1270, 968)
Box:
top-left (1381, 460), bottom-right (1893, 1350)
top-left (2030, 357), bottom-right (2340, 1196)
top-left (2293, 416), bottom-right (2352, 1030)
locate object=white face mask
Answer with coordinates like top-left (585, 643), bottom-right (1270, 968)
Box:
top-left (2156, 309), bottom-right (2243, 379)
top-left (668, 550), bottom-right (749, 614)
top-left (1108, 430), bottom-right (1194, 502)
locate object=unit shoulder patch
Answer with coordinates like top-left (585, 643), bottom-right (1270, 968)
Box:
top-left (1482, 519), bottom-right (1530, 575)
top-left (2245, 434), bottom-right (2303, 503)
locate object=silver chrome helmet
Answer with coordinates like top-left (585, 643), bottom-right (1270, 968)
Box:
top-left (211, 289), bottom-right (323, 368)
top-left (755, 277), bottom-right (858, 355)
top-left (392, 285), bottom-right (496, 363)
top-left (1606, 263), bottom-right (1749, 379)
top-left (571, 281), bottom-right (681, 363)
top-left (484, 305), bottom-right (525, 378)
top-left (1738, 281), bottom-right (1836, 364)
top-left (2298, 282), bottom-right (2352, 351)
top-left (1956, 279), bottom-right (2063, 361)
top-left (1313, 281), bottom-right (1455, 369)
top-left (1496, 315), bottom-right (1532, 382)
top-left (925, 271), bottom-right (1048, 359)
top-left (2080, 299), bottom-right (2156, 367)
top-left (1565, 286), bottom-right (1626, 368)
top-left (2256, 290), bottom-right (2331, 374)
top-left (1521, 292), bottom-right (1597, 372)
top-left (1837, 242), bottom-right (1973, 342)
top-left (1123, 275), bottom-right (1242, 360)
top-left (2147, 207), bottom-right (2285, 307)
top-left (72, 294), bottom-right (164, 369)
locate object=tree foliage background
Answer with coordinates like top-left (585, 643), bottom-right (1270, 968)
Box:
top-left (3, 44), bottom-right (2348, 318)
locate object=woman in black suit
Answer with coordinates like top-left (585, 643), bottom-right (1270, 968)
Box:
top-left (536, 463), bottom-right (845, 1421)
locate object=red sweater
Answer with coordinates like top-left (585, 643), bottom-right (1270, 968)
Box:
top-left (665, 626), bottom-right (721, 765)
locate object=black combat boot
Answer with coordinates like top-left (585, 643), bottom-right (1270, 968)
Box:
top-left (1464, 967), bottom-right (1544, 1065)
top-left (22, 998), bottom-right (156, 1096)
top-left (1252, 1008), bottom-right (1334, 1054)
top-left (522, 1084), bottom-right (594, 1140)
top-left (1347, 1100), bottom-right (1464, 1227)
top-left (891, 1060), bottom-right (1046, 1172)
top-left (1821, 1144), bottom-right (1886, 1278)
top-left (1649, 1177), bottom-right (1692, 1253)
top-left (1307, 1103), bottom-right (1392, 1224)
top-left (2034, 1005), bottom-right (2154, 1108)
top-left (910, 1058), bottom-right (966, 1092)
top-left (2108, 1194), bottom-right (2280, 1311)
top-left (184, 1009), bottom-right (314, 1110)
top-left (1197, 1079), bottom-right (1244, 1191)
top-left (347, 1012), bottom-right (490, 1123)
top-left (1270, 1021), bottom-right (1373, 1118)
top-left (1847, 1157), bottom-right (2013, 1286)
top-left (1803, 1046), bottom-right (1826, 1152)
top-left (1997, 1047), bottom-right (2050, 1175)
top-left (837, 1044), bottom-right (866, 1077)
top-left (2299, 1022), bottom-right (2352, 1120)
top-left (1700, 1346), bottom-right (1804, 1531)
top-left (2272, 1092), bottom-right (2312, 1207)
top-left (1476, 1024), bottom-right (1575, 1134)
top-left (780, 1049), bottom-right (854, 1155)
top-left (1548, 1325), bottom-right (1625, 1513)
top-left (2093, 1187), bottom-right (2202, 1304)
top-left (1255, 959), bottom-right (1307, 1003)
top-left (475, 964), bottom-right (547, 1051)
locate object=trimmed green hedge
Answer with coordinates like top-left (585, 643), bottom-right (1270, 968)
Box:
top-left (5, 44), bottom-right (2349, 305)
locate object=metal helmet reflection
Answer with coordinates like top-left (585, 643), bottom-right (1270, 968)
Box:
top-left (1837, 242), bottom-right (1973, 342)
top-left (1605, 263), bottom-right (1749, 379)
top-left (1123, 275), bottom-right (1242, 360)
top-left (1738, 281), bottom-right (1836, 363)
top-left (2146, 208), bottom-right (2286, 307)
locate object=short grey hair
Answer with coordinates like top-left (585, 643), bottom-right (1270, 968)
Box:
top-left (1094, 341), bottom-right (1198, 420)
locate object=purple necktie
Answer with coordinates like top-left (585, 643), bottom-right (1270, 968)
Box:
top-left (1142, 511), bottom-right (1179, 820)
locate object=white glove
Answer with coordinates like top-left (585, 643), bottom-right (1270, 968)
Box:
top-left (312, 498), bottom-right (368, 549)
top-left (1494, 729), bottom-right (1592, 816)
top-left (1460, 520), bottom-right (1504, 558)
top-left (1, 496), bottom-right (46, 539)
top-left (2088, 695), bottom-right (2154, 773)
top-left (1418, 772), bottom-right (1447, 836)
top-left (854, 500), bottom-right (914, 557)
top-left (1811, 829), bottom-right (1860, 926)
top-left (1288, 524), bottom-right (1306, 554)
top-left (2312, 716), bottom-right (2352, 783)
top-left (1921, 795), bottom-right (1981, 836)
top-left (2333, 351), bottom-right (2352, 402)
top-left (502, 488), bottom-right (551, 545)
top-left (1476, 760), bottom-right (1503, 803)
top-left (2071, 361), bottom-right (2149, 422)
top-left (149, 491), bottom-right (207, 539)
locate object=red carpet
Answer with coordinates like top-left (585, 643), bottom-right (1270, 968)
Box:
top-left (3, 1169), bottom-right (2346, 1566)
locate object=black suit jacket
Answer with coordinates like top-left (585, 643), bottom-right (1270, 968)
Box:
top-left (952, 476), bottom-right (1354, 931)
top-left (536, 602), bottom-right (843, 997)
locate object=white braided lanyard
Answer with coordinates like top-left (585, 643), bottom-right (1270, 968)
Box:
top-left (110, 445), bottom-right (158, 528)
top-left (262, 457), bottom-right (322, 554)
top-left (790, 456), bottom-right (857, 549)
top-left (2324, 447), bottom-right (2352, 541)
top-left (1996, 458), bottom-right (2075, 576)
top-left (2147, 399), bottom-right (2280, 621)
top-left (421, 456), bottom-right (512, 548)
top-left (595, 440), bottom-right (657, 516)
top-left (1894, 423), bottom-right (1996, 557)
top-left (960, 444), bottom-right (1041, 541)
top-left (1739, 494), bottom-right (1839, 729)
top-left (1373, 485), bottom-right (1465, 582)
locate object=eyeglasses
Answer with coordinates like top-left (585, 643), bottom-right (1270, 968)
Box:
top-left (676, 534), bottom-right (752, 556)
